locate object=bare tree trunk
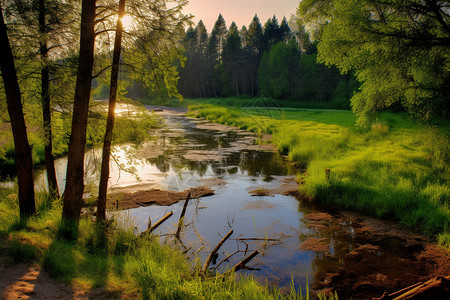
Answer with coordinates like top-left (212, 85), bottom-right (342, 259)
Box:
top-left (97, 0), bottom-right (126, 222)
top-left (0, 5), bottom-right (36, 218)
top-left (62, 0), bottom-right (96, 225)
top-left (39, 0), bottom-right (59, 198)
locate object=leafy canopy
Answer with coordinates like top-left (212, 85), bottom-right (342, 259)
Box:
top-left (298, 0), bottom-right (450, 126)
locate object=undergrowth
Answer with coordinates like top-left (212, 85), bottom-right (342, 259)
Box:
top-left (188, 104), bottom-right (450, 245)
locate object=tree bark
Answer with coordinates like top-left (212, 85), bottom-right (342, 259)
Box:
top-left (96, 0), bottom-right (126, 222)
top-left (62, 0), bottom-right (96, 224)
top-left (39, 0), bottom-right (59, 198)
top-left (0, 5), bottom-right (36, 218)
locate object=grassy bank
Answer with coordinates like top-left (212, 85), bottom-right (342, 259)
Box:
top-left (187, 103), bottom-right (450, 246)
top-left (0, 187), bottom-right (330, 299)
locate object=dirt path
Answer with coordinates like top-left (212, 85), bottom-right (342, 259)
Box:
top-left (0, 263), bottom-right (110, 300)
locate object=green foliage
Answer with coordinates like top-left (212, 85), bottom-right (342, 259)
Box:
top-left (189, 104), bottom-right (450, 240)
top-left (298, 0), bottom-right (450, 125)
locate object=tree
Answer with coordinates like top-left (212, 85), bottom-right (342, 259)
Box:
top-left (258, 40), bottom-right (301, 99)
top-left (279, 17), bottom-right (292, 42)
top-left (0, 4), bottom-right (36, 218)
top-left (97, 0), bottom-right (126, 222)
top-left (3, 0), bottom-right (78, 198)
top-left (207, 14), bottom-right (228, 97)
top-left (262, 15), bottom-right (282, 53)
top-left (223, 22), bottom-right (242, 96)
top-left (244, 14), bottom-right (263, 95)
top-left (62, 0), bottom-right (97, 226)
top-left (298, 0), bottom-right (450, 125)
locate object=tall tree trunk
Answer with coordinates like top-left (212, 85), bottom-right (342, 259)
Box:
top-left (0, 5), bottom-right (36, 218)
top-left (62, 0), bottom-right (96, 224)
top-left (235, 71), bottom-right (239, 97)
top-left (39, 0), bottom-right (59, 198)
top-left (97, 0), bottom-right (126, 222)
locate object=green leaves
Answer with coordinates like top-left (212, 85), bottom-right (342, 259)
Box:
top-left (299, 0), bottom-right (450, 126)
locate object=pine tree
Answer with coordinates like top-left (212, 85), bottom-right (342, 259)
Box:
top-left (223, 22), bottom-right (242, 96)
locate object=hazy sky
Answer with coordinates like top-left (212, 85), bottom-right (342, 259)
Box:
top-left (184, 0), bottom-right (299, 32)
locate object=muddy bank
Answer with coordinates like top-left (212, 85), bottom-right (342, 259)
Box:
top-left (301, 210), bottom-right (450, 299)
top-left (107, 186), bottom-right (214, 210)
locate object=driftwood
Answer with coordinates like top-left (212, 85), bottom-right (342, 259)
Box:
top-left (375, 275), bottom-right (450, 300)
top-left (201, 229), bottom-right (233, 274)
top-left (227, 250), bottom-right (259, 273)
top-left (140, 211), bottom-right (173, 237)
top-left (176, 192), bottom-right (191, 238)
top-left (212, 249), bottom-right (258, 271)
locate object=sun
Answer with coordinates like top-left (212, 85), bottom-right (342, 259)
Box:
top-left (121, 15), bottom-right (133, 29)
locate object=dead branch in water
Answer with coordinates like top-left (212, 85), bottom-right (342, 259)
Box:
top-left (201, 229), bottom-right (233, 274)
top-left (140, 211), bottom-right (173, 237)
top-left (212, 249), bottom-right (258, 271)
top-left (374, 275), bottom-right (450, 300)
top-left (226, 250), bottom-right (259, 273)
top-left (176, 192), bottom-right (191, 238)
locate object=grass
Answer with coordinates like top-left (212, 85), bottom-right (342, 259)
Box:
top-left (0, 187), bottom-right (334, 299)
top-left (187, 102), bottom-right (450, 245)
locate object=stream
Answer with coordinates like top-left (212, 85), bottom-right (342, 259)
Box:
top-left (34, 105), bottom-right (448, 299)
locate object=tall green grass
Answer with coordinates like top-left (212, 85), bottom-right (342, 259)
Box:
top-left (188, 104), bottom-right (450, 243)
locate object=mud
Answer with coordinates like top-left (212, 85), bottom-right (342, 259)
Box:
top-left (303, 210), bottom-right (450, 299)
top-left (107, 186), bottom-right (215, 210)
top-left (299, 238), bottom-right (330, 254)
top-left (248, 177), bottom-right (299, 196)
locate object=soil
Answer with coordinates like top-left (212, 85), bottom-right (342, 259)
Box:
top-left (0, 263), bottom-right (119, 300)
top-left (107, 186), bottom-right (215, 210)
top-left (299, 238), bottom-right (330, 254)
top-left (304, 210), bottom-right (450, 299)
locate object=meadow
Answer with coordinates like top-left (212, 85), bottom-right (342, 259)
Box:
top-left (187, 101), bottom-right (450, 246)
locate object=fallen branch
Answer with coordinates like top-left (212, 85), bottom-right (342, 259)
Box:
top-left (176, 192), bottom-right (191, 238)
top-left (213, 250), bottom-right (258, 271)
top-left (140, 211), bottom-right (173, 236)
top-left (375, 275), bottom-right (450, 300)
top-left (201, 229), bottom-right (233, 274)
top-left (227, 250), bottom-right (259, 273)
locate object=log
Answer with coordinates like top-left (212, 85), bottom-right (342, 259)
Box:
top-left (140, 211), bottom-right (173, 237)
top-left (392, 275), bottom-right (450, 300)
top-left (374, 275), bottom-right (450, 300)
top-left (227, 250), bottom-right (259, 273)
top-left (201, 229), bottom-right (233, 274)
top-left (176, 192), bottom-right (191, 238)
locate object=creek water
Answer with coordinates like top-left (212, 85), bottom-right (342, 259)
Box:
top-left (34, 106), bottom-right (437, 298)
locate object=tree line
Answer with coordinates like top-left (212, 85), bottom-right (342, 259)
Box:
top-left (177, 14), bottom-right (359, 107)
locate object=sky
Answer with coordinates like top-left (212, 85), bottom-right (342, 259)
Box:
top-left (183, 0), bottom-right (299, 32)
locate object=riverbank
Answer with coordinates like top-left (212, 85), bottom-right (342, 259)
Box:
top-left (187, 103), bottom-right (450, 248)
